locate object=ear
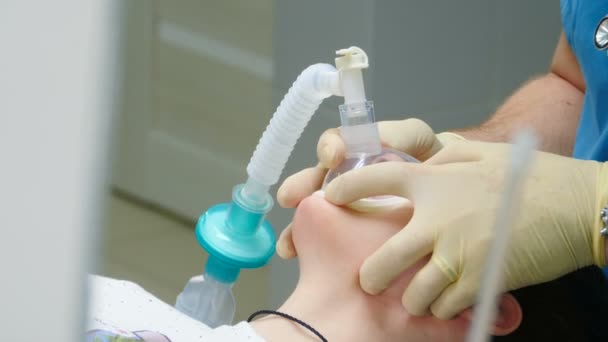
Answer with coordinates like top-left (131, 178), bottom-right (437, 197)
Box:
top-left (460, 294), bottom-right (522, 336)
top-left (491, 294), bottom-right (523, 336)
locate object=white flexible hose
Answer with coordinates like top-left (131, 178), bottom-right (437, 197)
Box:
top-left (242, 63), bottom-right (339, 203)
top-left (467, 129), bottom-right (538, 342)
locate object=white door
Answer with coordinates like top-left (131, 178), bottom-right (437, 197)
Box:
top-left (113, 1), bottom-right (275, 220)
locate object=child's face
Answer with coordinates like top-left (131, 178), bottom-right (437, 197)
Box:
top-left (290, 194), bottom-right (521, 341)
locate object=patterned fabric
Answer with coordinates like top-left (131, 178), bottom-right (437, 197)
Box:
top-left (87, 275), bottom-right (265, 342)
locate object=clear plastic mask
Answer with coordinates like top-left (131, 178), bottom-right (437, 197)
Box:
top-left (322, 148), bottom-right (418, 212)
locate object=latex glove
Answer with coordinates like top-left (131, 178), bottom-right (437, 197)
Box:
top-left (324, 139), bottom-right (608, 319)
top-left (275, 118), bottom-right (463, 259)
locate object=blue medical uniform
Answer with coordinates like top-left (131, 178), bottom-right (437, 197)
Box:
top-left (561, 1), bottom-right (608, 277)
top-left (562, 1), bottom-right (608, 159)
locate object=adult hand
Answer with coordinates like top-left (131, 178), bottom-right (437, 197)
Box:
top-left (275, 118), bottom-right (462, 259)
top-left (324, 139), bottom-right (608, 319)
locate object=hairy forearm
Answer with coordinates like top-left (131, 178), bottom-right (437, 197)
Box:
top-left (453, 72), bottom-right (584, 155)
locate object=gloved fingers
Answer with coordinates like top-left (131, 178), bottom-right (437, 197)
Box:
top-left (277, 165), bottom-right (327, 208)
top-left (317, 119), bottom-right (445, 167)
top-left (424, 140), bottom-right (482, 166)
top-left (317, 128), bottom-right (346, 169)
top-left (359, 217), bottom-right (433, 295)
top-left (377, 118), bottom-right (442, 161)
top-left (430, 279), bottom-right (477, 320)
top-left (276, 223), bottom-right (297, 259)
top-left (401, 258), bottom-right (453, 316)
top-left (324, 162), bottom-right (422, 205)
top-left (435, 131), bottom-right (466, 145)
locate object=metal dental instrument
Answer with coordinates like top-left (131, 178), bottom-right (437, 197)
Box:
top-left (467, 129), bottom-right (538, 342)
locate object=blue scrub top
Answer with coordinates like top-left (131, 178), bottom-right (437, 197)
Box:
top-left (561, 1), bottom-right (608, 276)
top-left (562, 1), bottom-right (608, 159)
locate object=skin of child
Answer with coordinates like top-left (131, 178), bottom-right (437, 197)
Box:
top-left (252, 194), bottom-right (521, 341)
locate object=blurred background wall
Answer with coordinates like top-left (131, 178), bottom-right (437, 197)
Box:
top-left (102, 0), bottom-right (561, 321)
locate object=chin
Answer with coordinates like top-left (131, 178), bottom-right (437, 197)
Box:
top-left (385, 313), bottom-right (470, 342)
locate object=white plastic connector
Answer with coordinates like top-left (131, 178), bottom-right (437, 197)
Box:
top-left (317, 70), bottom-right (342, 97)
top-left (334, 47), bottom-right (380, 157)
top-left (335, 47), bottom-right (369, 105)
top-left (335, 47), bottom-right (369, 70)
top-left (339, 102), bottom-right (382, 158)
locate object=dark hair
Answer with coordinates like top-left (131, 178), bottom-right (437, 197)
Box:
top-left (494, 266), bottom-right (608, 341)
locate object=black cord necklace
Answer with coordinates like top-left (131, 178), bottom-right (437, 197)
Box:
top-left (247, 309), bottom-right (328, 341)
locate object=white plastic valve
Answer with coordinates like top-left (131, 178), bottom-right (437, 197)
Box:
top-left (335, 47), bottom-right (369, 105)
top-left (335, 46), bottom-right (369, 70)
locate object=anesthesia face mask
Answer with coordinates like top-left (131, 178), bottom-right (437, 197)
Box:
top-left (320, 104), bottom-right (419, 212)
top-left (321, 148), bottom-right (418, 212)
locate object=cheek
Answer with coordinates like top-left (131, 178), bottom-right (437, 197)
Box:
top-left (291, 196), bottom-right (337, 252)
top-left (380, 257), bottom-right (430, 300)
top-left (292, 196), bottom-right (405, 259)
top-left (291, 195), bottom-right (414, 285)
top-left (290, 196), bottom-right (347, 272)
top-left (384, 312), bottom-right (469, 342)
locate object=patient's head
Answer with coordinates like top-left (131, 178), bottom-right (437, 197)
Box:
top-left (289, 194), bottom-right (608, 341)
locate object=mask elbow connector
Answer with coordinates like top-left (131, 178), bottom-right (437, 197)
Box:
top-left (335, 46), bottom-right (369, 105)
top-left (316, 70), bottom-right (342, 97)
top-left (339, 101), bottom-right (382, 158)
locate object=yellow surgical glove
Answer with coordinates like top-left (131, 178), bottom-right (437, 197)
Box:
top-left (324, 139), bottom-right (608, 319)
top-left (276, 119), bottom-right (462, 259)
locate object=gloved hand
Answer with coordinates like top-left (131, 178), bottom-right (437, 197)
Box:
top-left (323, 139), bottom-right (608, 319)
top-left (275, 118), bottom-right (463, 259)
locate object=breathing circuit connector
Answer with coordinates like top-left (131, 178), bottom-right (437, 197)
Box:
top-left (195, 47), bottom-right (375, 283)
top-left (178, 46), bottom-right (375, 327)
